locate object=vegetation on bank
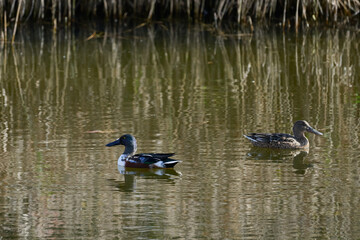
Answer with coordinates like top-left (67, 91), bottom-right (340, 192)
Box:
top-left (0, 0), bottom-right (359, 27)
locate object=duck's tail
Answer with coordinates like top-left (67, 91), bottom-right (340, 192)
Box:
top-left (243, 134), bottom-right (258, 142)
top-left (163, 160), bottom-right (180, 168)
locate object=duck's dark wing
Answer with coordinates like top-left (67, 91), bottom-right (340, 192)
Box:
top-left (144, 153), bottom-right (175, 159)
top-left (130, 153), bottom-right (179, 168)
top-left (244, 133), bottom-right (271, 143)
top-left (245, 133), bottom-right (294, 144)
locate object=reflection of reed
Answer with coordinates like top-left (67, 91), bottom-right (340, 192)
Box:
top-left (1, 24), bottom-right (359, 160)
top-left (0, 24), bottom-right (360, 239)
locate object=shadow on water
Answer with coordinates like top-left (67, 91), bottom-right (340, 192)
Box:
top-left (107, 166), bottom-right (182, 192)
top-left (246, 147), bottom-right (312, 174)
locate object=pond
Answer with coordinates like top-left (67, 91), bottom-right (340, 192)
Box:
top-left (0, 22), bottom-right (360, 239)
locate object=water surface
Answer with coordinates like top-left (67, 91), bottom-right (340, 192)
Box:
top-left (0, 23), bottom-right (360, 239)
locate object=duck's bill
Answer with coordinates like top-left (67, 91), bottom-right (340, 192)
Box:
top-left (308, 127), bottom-right (323, 136)
top-left (106, 139), bottom-right (121, 147)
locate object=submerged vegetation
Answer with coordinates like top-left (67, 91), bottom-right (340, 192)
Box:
top-left (0, 0), bottom-right (359, 28)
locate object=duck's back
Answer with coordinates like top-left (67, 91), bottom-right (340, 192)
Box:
top-left (245, 133), bottom-right (302, 149)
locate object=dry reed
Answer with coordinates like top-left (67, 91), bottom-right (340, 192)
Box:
top-left (0, 0), bottom-right (358, 28)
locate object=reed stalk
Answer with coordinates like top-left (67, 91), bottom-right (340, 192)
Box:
top-left (1, 0), bottom-right (360, 29)
top-left (11, 0), bottom-right (22, 44)
top-left (4, 10), bottom-right (7, 41)
top-left (295, 0), bottom-right (300, 32)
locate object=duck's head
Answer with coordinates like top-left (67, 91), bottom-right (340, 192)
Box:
top-left (293, 120), bottom-right (323, 137)
top-left (106, 134), bottom-right (137, 154)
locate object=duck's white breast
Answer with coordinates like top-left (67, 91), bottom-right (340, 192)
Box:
top-left (117, 154), bottom-right (127, 166)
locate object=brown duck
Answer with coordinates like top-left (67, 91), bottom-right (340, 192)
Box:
top-left (244, 120), bottom-right (323, 149)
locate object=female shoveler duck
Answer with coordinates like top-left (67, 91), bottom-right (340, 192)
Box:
top-left (106, 134), bottom-right (180, 168)
top-left (244, 120), bottom-right (323, 149)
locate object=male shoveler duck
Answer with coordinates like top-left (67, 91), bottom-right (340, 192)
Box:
top-left (244, 120), bottom-right (323, 149)
top-left (106, 134), bottom-right (180, 168)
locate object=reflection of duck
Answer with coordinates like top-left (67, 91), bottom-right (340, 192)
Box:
top-left (246, 147), bottom-right (308, 161)
top-left (246, 147), bottom-right (312, 174)
top-left (107, 175), bottom-right (136, 192)
top-left (107, 166), bottom-right (181, 192)
top-left (117, 165), bottom-right (181, 178)
top-left (244, 120), bottom-right (323, 149)
top-left (292, 150), bottom-right (313, 174)
top-left (106, 134), bottom-right (180, 168)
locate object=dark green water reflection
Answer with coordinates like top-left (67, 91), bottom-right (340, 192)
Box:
top-left (0, 23), bottom-right (360, 239)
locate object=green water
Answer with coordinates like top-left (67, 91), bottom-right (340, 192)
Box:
top-left (0, 23), bottom-right (360, 239)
